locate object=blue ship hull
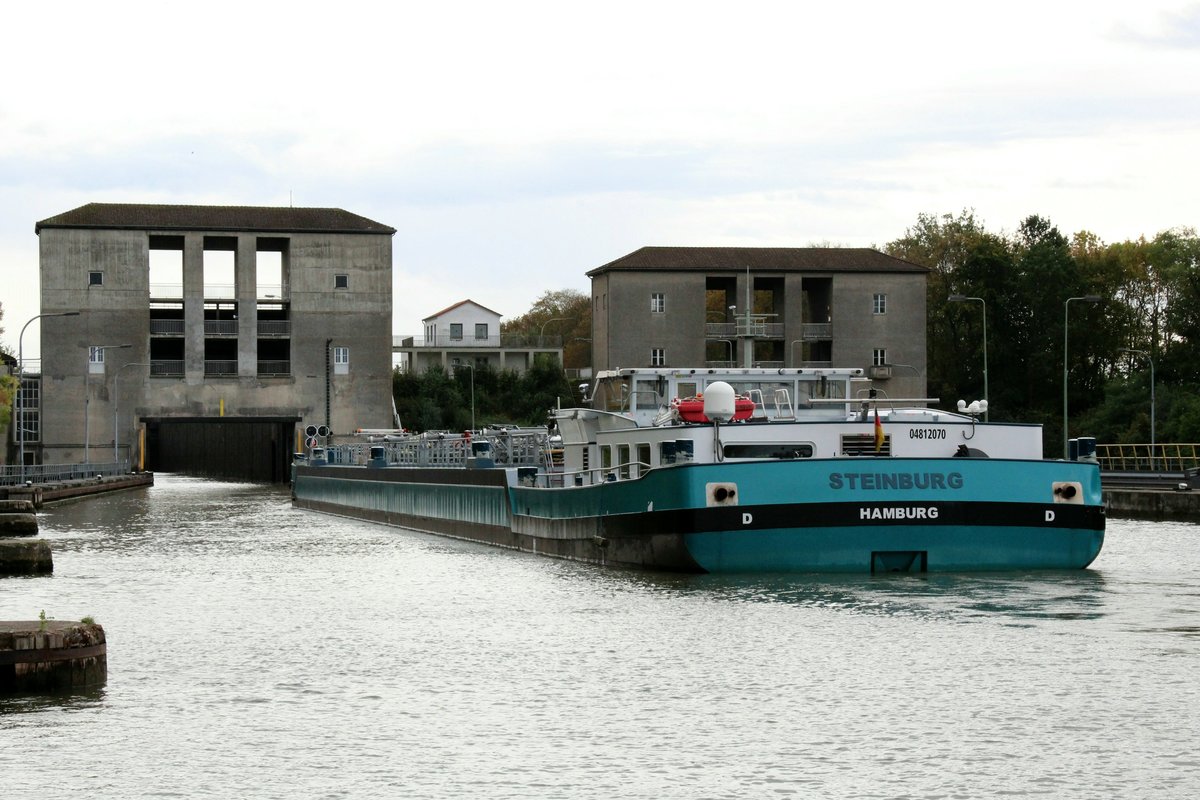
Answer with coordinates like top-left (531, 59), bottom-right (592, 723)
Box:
top-left (292, 456), bottom-right (1104, 573)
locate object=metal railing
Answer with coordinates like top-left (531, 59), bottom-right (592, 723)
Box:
top-left (1096, 444), bottom-right (1200, 473)
top-left (257, 360), bottom-right (291, 377)
top-left (150, 319), bottom-right (185, 335)
top-left (0, 461), bottom-right (128, 487)
top-left (151, 360), bottom-right (184, 377)
top-left (204, 360), bottom-right (237, 377)
top-left (204, 320), bottom-right (238, 336)
top-left (258, 320), bottom-right (290, 336)
top-left (394, 334), bottom-right (563, 349)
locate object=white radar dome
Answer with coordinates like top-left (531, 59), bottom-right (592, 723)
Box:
top-left (703, 381), bottom-right (737, 423)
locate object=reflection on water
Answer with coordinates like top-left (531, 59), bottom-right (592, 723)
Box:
top-left (1, 475), bottom-right (1198, 799)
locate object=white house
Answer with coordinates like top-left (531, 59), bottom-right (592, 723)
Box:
top-left (394, 299), bottom-right (563, 374)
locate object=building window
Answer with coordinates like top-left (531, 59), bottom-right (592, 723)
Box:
top-left (651, 293), bottom-right (665, 313)
top-left (89, 346), bottom-right (106, 374)
top-left (873, 293), bottom-right (887, 314)
top-left (475, 323), bottom-right (488, 340)
top-left (88, 271), bottom-right (103, 287)
top-left (449, 323), bottom-right (463, 341)
top-left (873, 348), bottom-right (887, 367)
top-left (335, 274), bottom-right (348, 289)
top-left (651, 348), bottom-right (665, 366)
top-left (334, 346), bottom-right (349, 374)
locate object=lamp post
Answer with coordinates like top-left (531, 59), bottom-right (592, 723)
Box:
top-left (17, 311), bottom-right (80, 481)
top-left (539, 317), bottom-right (568, 340)
top-left (1063, 295), bottom-right (1101, 458)
top-left (114, 362), bottom-right (151, 467)
top-left (1120, 348), bottom-right (1156, 470)
top-left (85, 344), bottom-right (132, 464)
top-left (948, 294), bottom-right (988, 421)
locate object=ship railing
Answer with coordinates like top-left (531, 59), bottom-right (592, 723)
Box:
top-left (538, 460), bottom-right (654, 488)
top-left (322, 429), bottom-right (550, 468)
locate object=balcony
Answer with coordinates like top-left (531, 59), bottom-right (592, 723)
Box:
top-left (801, 323), bottom-right (832, 340)
top-left (150, 320), bottom-right (185, 336)
top-left (258, 320), bottom-right (290, 337)
top-left (205, 320), bottom-right (238, 336)
top-left (394, 334), bottom-right (562, 349)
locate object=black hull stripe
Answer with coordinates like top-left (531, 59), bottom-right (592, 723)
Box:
top-left (593, 501), bottom-right (1105, 537)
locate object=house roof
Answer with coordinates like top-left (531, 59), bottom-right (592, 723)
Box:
top-left (422, 299), bottom-right (504, 322)
top-left (586, 246), bottom-right (927, 276)
top-left (35, 203), bottom-right (396, 235)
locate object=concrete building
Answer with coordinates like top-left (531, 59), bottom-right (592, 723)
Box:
top-left (394, 299), bottom-right (563, 373)
top-left (33, 203), bottom-right (395, 481)
top-left (588, 247), bottom-right (929, 398)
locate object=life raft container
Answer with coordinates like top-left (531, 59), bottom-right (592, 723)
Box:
top-left (672, 395), bottom-right (755, 423)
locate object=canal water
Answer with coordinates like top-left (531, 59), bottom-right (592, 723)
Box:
top-left (2, 474), bottom-right (1198, 799)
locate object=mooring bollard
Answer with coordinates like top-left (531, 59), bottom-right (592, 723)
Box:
top-left (0, 620), bottom-right (107, 694)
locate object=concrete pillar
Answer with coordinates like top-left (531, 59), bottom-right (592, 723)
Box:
top-left (183, 234), bottom-right (205, 382)
top-left (237, 236), bottom-right (258, 378)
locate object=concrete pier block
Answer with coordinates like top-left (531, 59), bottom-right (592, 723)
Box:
top-left (0, 513), bottom-right (39, 536)
top-left (0, 539), bottom-right (53, 575)
top-left (0, 621), bottom-right (106, 694)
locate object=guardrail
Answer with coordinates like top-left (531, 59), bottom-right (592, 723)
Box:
top-left (0, 461), bottom-right (128, 487)
top-left (1096, 444), bottom-right (1200, 472)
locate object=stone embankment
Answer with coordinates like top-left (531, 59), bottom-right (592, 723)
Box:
top-left (1105, 487), bottom-right (1200, 520)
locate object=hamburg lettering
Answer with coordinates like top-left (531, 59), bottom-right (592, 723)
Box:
top-left (860, 506), bottom-right (940, 520)
top-left (829, 471), bottom-right (964, 490)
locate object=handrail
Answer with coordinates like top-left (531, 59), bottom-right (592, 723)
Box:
top-left (1095, 443), bottom-right (1200, 473)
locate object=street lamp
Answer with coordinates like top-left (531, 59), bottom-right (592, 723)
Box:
top-left (85, 344), bottom-right (132, 464)
top-left (539, 317), bottom-right (568, 339)
top-left (948, 294), bottom-right (988, 421)
top-left (1063, 295), bottom-right (1101, 458)
top-left (114, 362), bottom-right (151, 467)
top-left (1120, 348), bottom-right (1156, 470)
top-left (17, 311), bottom-right (80, 480)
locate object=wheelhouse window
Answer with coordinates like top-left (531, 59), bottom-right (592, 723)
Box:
top-left (651, 292), bottom-right (665, 313)
top-left (873, 293), bottom-right (887, 314)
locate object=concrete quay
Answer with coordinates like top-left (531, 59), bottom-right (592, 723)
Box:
top-left (1105, 487), bottom-right (1200, 521)
top-left (0, 472), bottom-right (153, 575)
top-left (2, 471), bottom-right (154, 508)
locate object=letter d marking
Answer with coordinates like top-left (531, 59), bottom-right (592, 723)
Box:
top-left (742, 512), bottom-right (753, 526)
top-left (1045, 510), bottom-right (1056, 523)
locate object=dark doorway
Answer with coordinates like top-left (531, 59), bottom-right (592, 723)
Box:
top-left (145, 417), bottom-right (297, 483)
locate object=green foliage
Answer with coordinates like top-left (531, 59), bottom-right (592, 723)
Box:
top-left (887, 214), bottom-right (1200, 451)
top-left (500, 289), bottom-right (592, 372)
top-left (81, 615), bottom-right (96, 625)
top-left (0, 373), bottom-right (16, 431)
top-left (38, 609), bottom-right (48, 631)
top-left (393, 359), bottom-right (577, 432)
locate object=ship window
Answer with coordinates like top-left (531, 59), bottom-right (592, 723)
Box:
top-left (723, 443), bottom-right (814, 459)
top-left (601, 445), bottom-right (613, 476)
top-left (637, 443), bottom-right (652, 475)
top-left (676, 381), bottom-right (697, 400)
top-left (618, 444), bottom-right (631, 479)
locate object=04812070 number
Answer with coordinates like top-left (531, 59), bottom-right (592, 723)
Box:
top-left (908, 428), bottom-right (946, 440)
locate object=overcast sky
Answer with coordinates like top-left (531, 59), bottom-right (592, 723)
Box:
top-left (3, 0), bottom-right (1198, 357)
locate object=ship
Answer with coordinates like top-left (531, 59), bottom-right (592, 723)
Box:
top-left (291, 367), bottom-right (1105, 573)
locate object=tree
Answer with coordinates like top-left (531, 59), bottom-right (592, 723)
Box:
top-left (501, 289), bottom-right (591, 372)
